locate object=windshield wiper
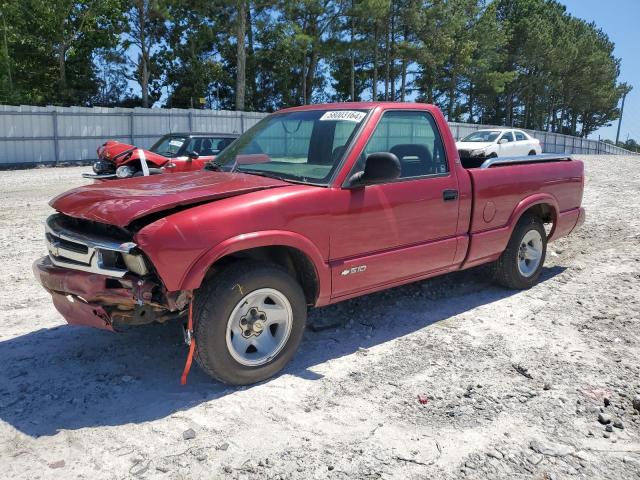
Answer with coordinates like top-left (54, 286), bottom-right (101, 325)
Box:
top-left (238, 169), bottom-right (286, 181)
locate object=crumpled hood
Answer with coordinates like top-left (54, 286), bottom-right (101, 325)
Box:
top-left (99, 141), bottom-right (169, 167)
top-left (455, 141), bottom-right (494, 151)
top-left (50, 171), bottom-right (288, 227)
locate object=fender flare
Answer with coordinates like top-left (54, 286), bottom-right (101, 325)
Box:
top-left (461, 193), bottom-right (560, 269)
top-left (178, 230), bottom-right (331, 304)
top-left (507, 193), bottom-right (559, 237)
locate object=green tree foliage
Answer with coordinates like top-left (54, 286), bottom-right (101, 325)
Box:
top-left (0, 0), bottom-right (124, 105)
top-left (0, 0), bottom-right (627, 137)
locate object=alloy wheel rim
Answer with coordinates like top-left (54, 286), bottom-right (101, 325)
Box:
top-left (225, 288), bottom-right (293, 367)
top-left (517, 229), bottom-right (543, 277)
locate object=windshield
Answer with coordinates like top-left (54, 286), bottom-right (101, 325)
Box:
top-left (461, 131), bottom-right (501, 142)
top-left (213, 109), bottom-right (368, 184)
top-left (150, 136), bottom-right (187, 157)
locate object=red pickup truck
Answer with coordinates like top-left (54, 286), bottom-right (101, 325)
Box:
top-left (34, 102), bottom-right (585, 385)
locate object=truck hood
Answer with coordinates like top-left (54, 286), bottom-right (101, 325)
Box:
top-left (456, 141), bottom-right (493, 151)
top-left (50, 171), bottom-right (289, 227)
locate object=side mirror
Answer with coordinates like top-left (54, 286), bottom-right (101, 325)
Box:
top-left (187, 151), bottom-right (199, 160)
top-left (347, 152), bottom-right (401, 187)
top-left (498, 138), bottom-right (508, 145)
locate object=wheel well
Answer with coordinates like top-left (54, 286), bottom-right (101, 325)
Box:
top-left (206, 246), bottom-right (319, 305)
top-left (520, 203), bottom-right (555, 234)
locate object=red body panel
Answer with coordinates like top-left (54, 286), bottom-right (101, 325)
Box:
top-left (40, 102), bottom-right (585, 328)
top-left (33, 258), bottom-right (118, 330)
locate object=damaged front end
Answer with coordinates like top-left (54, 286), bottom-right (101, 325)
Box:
top-left (34, 213), bottom-right (189, 331)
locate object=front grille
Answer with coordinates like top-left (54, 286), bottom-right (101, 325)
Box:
top-left (46, 233), bottom-right (89, 254)
top-left (45, 214), bottom-right (136, 278)
top-left (458, 149), bottom-right (471, 158)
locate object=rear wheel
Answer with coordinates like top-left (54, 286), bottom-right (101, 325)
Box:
top-left (493, 214), bottom-right (547, 289)
top-left (193, 261), bottom-right (307, 385)
top-left (528, 150), bottom-right (536, 156)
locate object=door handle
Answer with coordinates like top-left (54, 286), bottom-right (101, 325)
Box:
top-left (443, 189), bottom-right (458, 201)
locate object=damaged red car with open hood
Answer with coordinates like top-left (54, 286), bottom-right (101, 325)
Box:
top-left (84, 132), bottom-right (238, 180)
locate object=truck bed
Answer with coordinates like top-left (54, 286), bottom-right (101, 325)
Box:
top-left (462, 157), bottom-right (584, 268)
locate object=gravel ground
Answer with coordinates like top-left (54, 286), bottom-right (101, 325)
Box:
top-left (0, 156), bottom-right (639, 479)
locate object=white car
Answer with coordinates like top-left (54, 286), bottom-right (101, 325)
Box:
top-left (456, 129), bottom-right (542, 161)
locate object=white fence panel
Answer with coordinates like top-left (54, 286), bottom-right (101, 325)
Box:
top-left (0, 105), bottom-right (636, 168)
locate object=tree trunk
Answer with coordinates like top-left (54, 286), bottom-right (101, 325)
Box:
top-left (384, 13), bottom-right (389, 100)
top-left (235, 0), bottom-right (247, 111)
top-left (300, 53), bottom-right (306, 105)
top-left (400, 57), bottom-right (406, 102)
top-left (506, 93), bottom-right (513, 126)
top-left (570, 113), bottom-right (578, 136)
top-left (136, 1), bottom-right (150, 108)
top-left (447, 70), bottom-right (455, 120)
top-left (246, 1), bottom-right (255, 109)
top-left (467, 83), bottom-right (475, 123)
top-left (372, 23), bottom-right (378, 100)
top-left (141, 51), bottom-right (149, 108)
top-left (400, 23), bottom-right (408, 102)
top-left (1, 12), bottom-right (12, 93)
top-left (58, 43), bottom-right (67, 95)
top-left (349, 0), bottom-right (355, 101)
top-left (305, 46), bottom-right (318, 104)
top-left (390, 2), bottom-right (395, 101)
top-left (57, 12), bottom-right (67, 101)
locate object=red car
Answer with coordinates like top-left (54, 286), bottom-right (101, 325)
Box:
top-left (35, 102), bottom-right (585, 385)
top-left (83, 133), bottom-right (238, 180)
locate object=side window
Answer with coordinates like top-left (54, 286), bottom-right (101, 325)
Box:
top-left (198, 138), bottom-right (216, 156)
top-left (212, 137), bottom-right (234, 153)
top-left (501, 132), bottom-right (515, 143)
top-left (184, 138), bottom-right (201, 155)
top-left (361, 111), bottom-right (448, 178)
top-left (514, 131), bottom-right (526, 141)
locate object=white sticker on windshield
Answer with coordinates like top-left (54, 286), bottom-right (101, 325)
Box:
top-left (169, 139), bottom-right (184, 147)
top-left (319, 110), bottom-right (366, 122)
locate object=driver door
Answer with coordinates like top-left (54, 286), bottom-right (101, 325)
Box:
top-left (172, 138), bottom-right (209, 172)
top-left (497, 131), bottom-right (517, 156)
top-left (330, 110), bottom-right (460, 298)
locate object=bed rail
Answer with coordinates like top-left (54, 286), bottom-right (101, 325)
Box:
top-left (480, 154), bottom-right (572, 169)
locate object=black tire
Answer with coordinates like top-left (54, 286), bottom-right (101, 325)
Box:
top-left (193, 261), bottom-right (307, 385)
top-left (493, 214), bottom-right (547, 289)
top-left (528, 150), bottom-right (536, 156)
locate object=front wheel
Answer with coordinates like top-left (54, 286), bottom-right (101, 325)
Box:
top-left (493, 215), bottom-right (547, 289)
top-left (193, 261), bottom-right (307, 385)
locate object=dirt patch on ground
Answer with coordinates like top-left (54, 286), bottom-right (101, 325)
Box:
top-left (1, 157), bottom-right (639, 479)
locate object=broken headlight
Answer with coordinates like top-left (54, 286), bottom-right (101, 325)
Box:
top-left (116, 165), bottom-right (137, 178)
top-left (122, 252), bottom-right (149, 276)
